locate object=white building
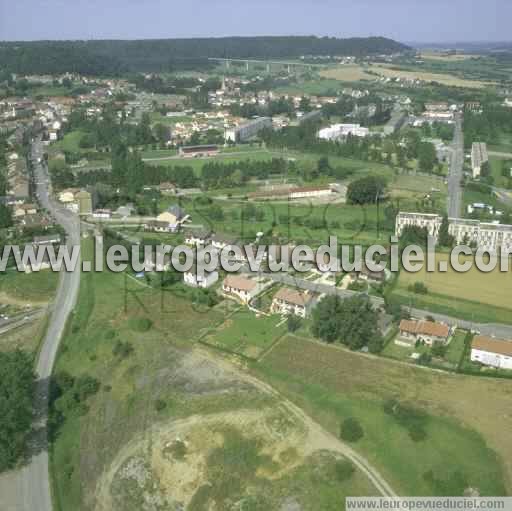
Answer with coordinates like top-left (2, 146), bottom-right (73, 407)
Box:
top-left (183, 268), bottom-right (219, 289)
top-left (224, 117), bottom-right (272, 142)
top-left (289, 185), bottom-right (334, 200)
top-left (471, 142), bottom-right (488, 179)
top-left (395, 212), bottom-right (512, 253)
top-left (318, 123), bottom-right (369, 141)
top-left (271, 287), bottom-right (316, 318)
top-left (395, 212), bottom-right (443, 239)
top-left (471, 335), bottom-right (512, 370)
top-left (222, 275), bottom-right (263, 303)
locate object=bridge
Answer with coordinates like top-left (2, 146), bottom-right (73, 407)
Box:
top-left (208, 57), bottom-right (324, 73)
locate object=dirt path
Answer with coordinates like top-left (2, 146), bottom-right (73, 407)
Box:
top-left (204, 348), bottom-right (397, 497)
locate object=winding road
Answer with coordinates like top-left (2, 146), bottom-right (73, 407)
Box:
top-left (0, 139), bottom-right (81, 511)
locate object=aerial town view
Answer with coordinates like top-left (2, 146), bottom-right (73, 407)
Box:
top-left (1, 1), bottom-right (512, 510)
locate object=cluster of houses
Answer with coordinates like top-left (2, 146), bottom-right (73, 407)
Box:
top-left (397, 318), bottom-right (512, 371)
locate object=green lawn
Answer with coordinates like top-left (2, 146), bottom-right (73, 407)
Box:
top-left (203, 309), bottom-right (286, 359)
top-left (53, 130), bottom-right (87, 153)
top-left (444, 330), bottom-right (467, 366)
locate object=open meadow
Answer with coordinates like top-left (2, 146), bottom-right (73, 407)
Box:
top-left (50, 242), bottom-right (380, 510)
top-left (256, 335), bottom-right (512, 496)
top-left (394, 252), bottom-right (512, 323)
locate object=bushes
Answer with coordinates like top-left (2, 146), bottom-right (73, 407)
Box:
top-left (408, 281), bottom-right (428, 295)
top-left (0, 350), bottom-right (35, 472)
top-left (384, 399), bottom-right (428, 442)
top-left (112, 340), bottom-right (134, 359)
top-left (49, 372), bottom-right (100, 440)
top-left (339, 417), bottom-right (364, 442)
top-left (335, 459), bottom-right (355, 482)
top-left (128, 317), bottom-right (152, 332)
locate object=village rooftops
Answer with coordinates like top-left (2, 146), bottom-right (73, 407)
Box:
top-left (472, 335), bottom-right (512, 358)
top-left (223, 275), bottom-right (257, 292)
top-left (399, 319), bottom-right (450, 339)
top-left (273, 287), bottom-right (312, 307)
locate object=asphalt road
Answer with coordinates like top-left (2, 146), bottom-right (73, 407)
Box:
top-left (0, 139), bottom-right (81, 511)
top-left (447, 114), bottom-right (464, 218)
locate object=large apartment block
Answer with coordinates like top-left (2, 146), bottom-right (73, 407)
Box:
top-left (471, 142), bottom-right (488, 179)
top-left (394, 212), bottom-right (443, 239)
top-left (395, 212), bottom-right (512, 252)
top-left (224, 117), bottom-right (272, 142)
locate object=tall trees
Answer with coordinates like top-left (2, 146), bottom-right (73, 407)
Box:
top-left (346, 175), bottom-right (387, 205)
top-left (418, 141), bottom-right (437, 173)
top-left (0, 350), bottom-right (35, 472)
top-left (312, 295), bottom-right (383, 352)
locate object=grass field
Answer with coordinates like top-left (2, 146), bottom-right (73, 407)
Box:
top-left (51, 241), bottom-right (380, 509)
top-left (319, 66), bottom-right (375, 82)
top-left (53, 130), bottom-right (87, 153)
top-left (420, 52), bottom-right (478, 62)
top-left (396, 252), bottom-right (512, 318)
top-left (202, 309), bottom-right (286, 359)
top-left (371, 63), bottom-right (493, 89)
top-left (0, 270), bottom-right (58, 304)
top-left (255, 335), bottom-right (511, 496)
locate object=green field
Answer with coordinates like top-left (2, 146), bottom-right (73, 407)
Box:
top-left (202, 309), bottom-right (286, 359)
top-left (0, 270), bottom-right (58, 303)
top-left (255, 335), bottom-right (511, 496)
top-left (395, 252), bottom-right (512, 323)
top-left (53, 130), bottom-right (87, 153)
top-left (50, 242), bottom-right (380, 509)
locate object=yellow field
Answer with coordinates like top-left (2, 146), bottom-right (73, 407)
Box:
top-left (398, 252), bottom-right (512, 310)
top-left (420, 51), bottom-right (478, 62)
top-left (319, 65), bottom-right (375, 82)
top-left (372, 63), bottom-right (492, 89)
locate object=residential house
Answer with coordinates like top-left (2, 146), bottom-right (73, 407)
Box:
top-left (470, 335), bottom-right (512, 370)
top-left (156, 205), bottom-right (189, 229)
top-left (398, 319), bottom-right (450, 346)
top-left (13, 203), bottom-right (38, 217)
top-left (185, 230), bottom-right (212, 247)
top-left (183, 267), bottom-right (219, 289)
top-left (222, 275), bottom-right (263, 303)
top-left (271, 287), bottom-right (316, 318)
top-left (159, 182), bottom-right (177, 195)
top-left (351, 263), bottom-right (386, 284)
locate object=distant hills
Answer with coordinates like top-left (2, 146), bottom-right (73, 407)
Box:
top-left (0, 36), bottom-right (410, 76)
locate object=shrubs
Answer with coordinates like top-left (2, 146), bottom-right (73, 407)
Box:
top-left (112, 340), bottom-right (134, 359)
top-left (0, 350), bottom-right (35, 471)
top-left (384, 399), bottom-right (428, 442)
top-left (339, 417), bottom-right (364, 442)
top-left (286, 315), bottom-right (302, 333)
top-left (154, 399), bottom-right (167, 412)
top-left (334, 459), bottom-right (355, 482)
top-left (128, 317), bottom-right (152, 332)
top-left (408, 282), bottom-right (428, 295)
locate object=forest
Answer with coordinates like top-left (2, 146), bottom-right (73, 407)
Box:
top-left (0, 36), bottom-right (410, 75)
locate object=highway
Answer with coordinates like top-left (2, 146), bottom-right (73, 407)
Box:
top-left (0, 139), bottom-right (81, 511)
top-left (447, 114), bottom-right (464, 218)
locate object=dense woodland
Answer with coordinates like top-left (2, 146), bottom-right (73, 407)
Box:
top-left (0, 37), bottom-right (410, 75)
